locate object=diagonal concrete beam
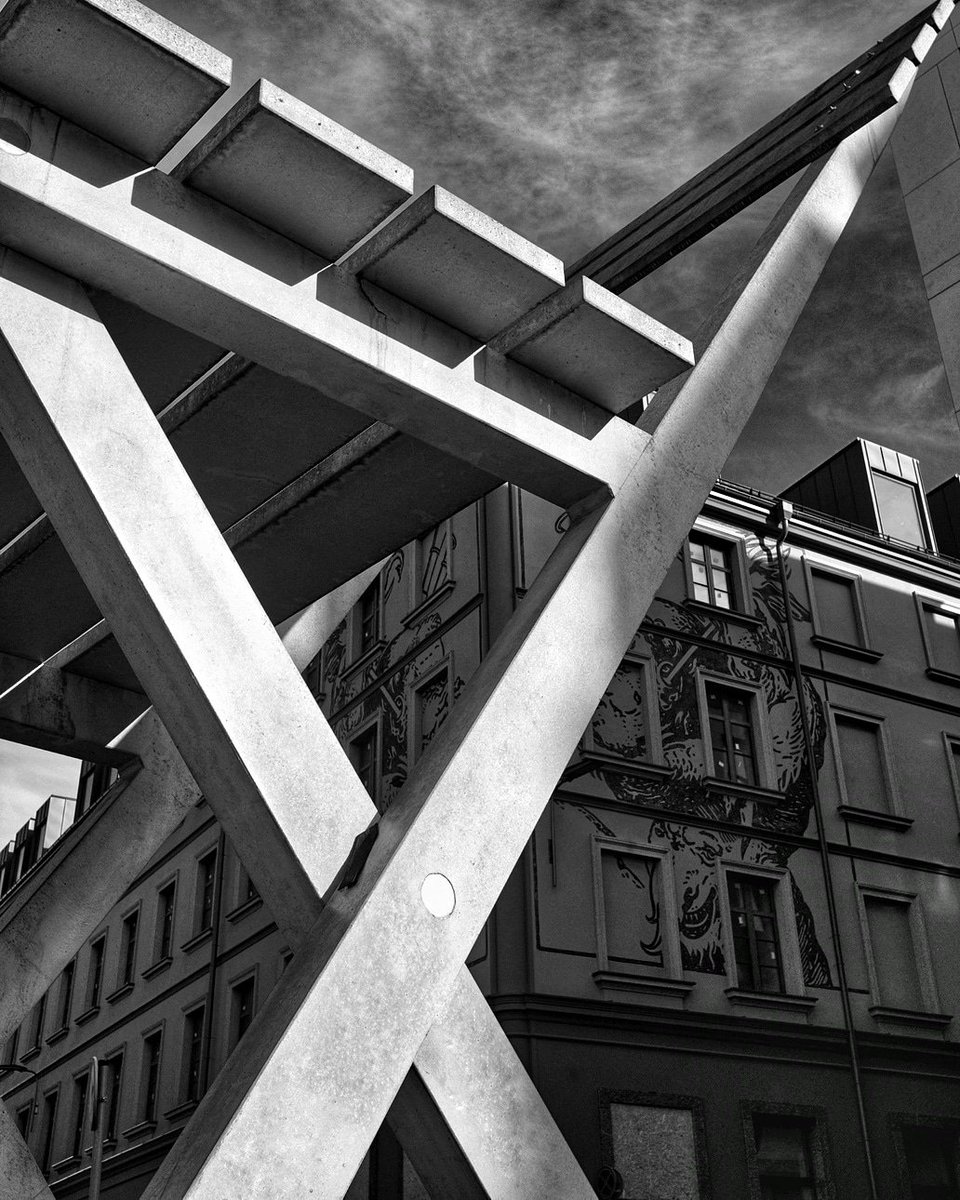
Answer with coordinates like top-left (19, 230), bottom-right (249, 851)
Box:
top-left (0, 87), bottom-right (646, 509)
top-left (0, 1101), bottom-right (53, 1200)
top-left (0, 257), bottom-right (596, 1199)
top-left (140, 87), bottom-right (911, 1200)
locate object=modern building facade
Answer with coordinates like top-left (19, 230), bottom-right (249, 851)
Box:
top-left (4, 438), bottom-right (960, 1199)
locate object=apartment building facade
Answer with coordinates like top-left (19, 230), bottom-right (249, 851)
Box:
top-left (4, 439), bottom-right (960, 1199)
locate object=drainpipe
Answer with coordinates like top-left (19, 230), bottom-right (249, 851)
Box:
top-left (770, 499), bottom-right (877, 1200)
top-left (200, 825), bottom-right (227, 1095)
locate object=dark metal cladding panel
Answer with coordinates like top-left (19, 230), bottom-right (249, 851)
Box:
top-left (927, 477), bottom-right (960, 559)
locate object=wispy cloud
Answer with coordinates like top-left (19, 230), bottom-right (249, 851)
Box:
top-left (0, 742), bottom-right (78, 847)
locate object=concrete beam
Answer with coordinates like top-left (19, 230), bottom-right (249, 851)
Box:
top-left (0, 663), bottom-right (142, 761)
top-left (0, 256), bottom-right (597, 1200)
top-left (487, 274), bottom-right (694, 414)
top-left (340, 184), bottom-right (565, 341)
top-left (0, 1101), bottom-right (53, 1200)
top-left (0, 88), bottom-right (639, 509)
top-left (173, 79), bottom-right (413, 261)
top-left (142, 90), bottom-right (907, 1200)
top-left (0, 0), bottom-right (231, 163)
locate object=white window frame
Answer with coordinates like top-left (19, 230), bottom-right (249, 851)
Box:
top-left (583, 650), bottom-right (664, 768)
top-left (590, 837), bottom-right (690, 1003)
top-left (827, 703), bottom-right (909, 828)
top-left (407, 656), bottom-right (453, 765)
top-left (803, 558), bottom-right (879, 660)
top-left (855, 883), bottom-right (946, 1024)
top-left (695, 670), bottom-right (777, 794)
top-left (683, 523), bottom-right (753, 616)
top-left (716, 860), bottom-right (812, 1011)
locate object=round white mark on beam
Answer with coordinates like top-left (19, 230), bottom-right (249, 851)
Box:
top-left (420, 873), bottom-right (456, 918)
top-left (0, 120), bottom-right (29, 155)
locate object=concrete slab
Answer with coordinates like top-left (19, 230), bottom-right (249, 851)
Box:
top-left (923, 248), bottom-right (960, 299)
top-left (0, 0), bottom-right (230, 162)
top-left (340, 184), bottom-right (565, 341)
top-left (891, 65), bottom-right (960, 193)
top-left (173, 79), bottom-right (413, 262)
top-left (902, 156), bottom-right (960, 274)
top-left (487, 275), bottom-right (694, 414)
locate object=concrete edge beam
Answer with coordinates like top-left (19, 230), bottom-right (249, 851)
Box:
top-left (172, 78), bottom-right (414, 262)
top-left (340, 184), bottom-right (566, 341)
top-left (488, 274), bottom-right (695, 414)
top-left (0, 0), bottom-right (231, 163)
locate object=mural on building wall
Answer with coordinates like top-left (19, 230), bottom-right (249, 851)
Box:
top-left (580, 537), bottom-right (833, 985)
top-left (322, 529), bottom-right (467, 812)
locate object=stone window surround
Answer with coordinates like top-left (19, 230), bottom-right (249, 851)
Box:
top-left (406, 653), bottom-right (454, 767)
top-left (694, 670), bottom-right (779, 797)
top-left (802, 557), bottom-right (881, 661)
top-left (826, 702), bottom-right (911, 830)
top-left (597, 1088), bottom-right (711, 1200)
top-left (682, 521), bottom-right (755, 620)
top-left (582, 649), bottom-right (666, 772)
top-left (590, 836), bottom-right (690, 1003)
top-left (915, 592), bottom-right (960, 685)
top-left (741, 1100), bottom-right (835, 1200)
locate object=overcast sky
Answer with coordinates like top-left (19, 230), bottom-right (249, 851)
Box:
top-left (2, 0), bottom-right (957, 844)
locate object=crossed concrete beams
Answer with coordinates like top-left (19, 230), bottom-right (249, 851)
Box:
top-left (0, 8), bottom-right (933, 1198)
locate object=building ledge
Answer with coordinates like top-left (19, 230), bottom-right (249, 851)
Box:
top-left (75, 1005), bottom-right (100, 1027)
top-left (106, 981), bottom-right (134, 1004)
top-left (704, 777), bottom-right (782, 805)
top-left (402, 579), bottom-right (456, 628)
top-left (345, 638), bottom-right (387, 677)
top-left (580, 752), bottom-right (672, 779)
top-left (164, 1100), bottom-right (199, 1121)
top-left (52, 1154), bottom-right (81, 1174)
top-left (725, 988), bottom-right (817, 1021)
top-left (142, 957), bottom-right (172, 981)
top-left (181, 927), bottom-right (213, 954)
top-left (837, 805), bottom-right (913, 832)
top-left (869, 1005), bottom-right (952, 1031)
top-left (926, 667), bottom-right (960, 687)
top-left (684, 598), bottom-right (762, 627)
top-left (19, 1044), bottom-right (40, 1063)
top-left (226, 895), bottom-right (263, 924)
top-left (122, 1119), bottom-right (157, 1142)
top-left (811, 635), bottom-right (883, 662)
top-left (593, 971), bottom-right (694, 1009)
top-left (45, 1025), bottom-right (69, 1046)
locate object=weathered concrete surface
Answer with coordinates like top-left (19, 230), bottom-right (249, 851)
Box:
top-left (138, 79), bottom-right (908, 1200)
top-left (0, 255), bottom-right (599, 1200)
top-left (488, 274), bottom-right (694, 413)
top-left (0, 88), bottom-right (624, 508)
top-left (174, 79), bottom-right (413, 261)
top-left (892, 4), bottom-right (960, 414)
top-left (340, 184), bottom-right (566, 340)
top-left (0, 0), bottom-right (230, 162)
top-left (0, 1100), bottom-right (53, 1200)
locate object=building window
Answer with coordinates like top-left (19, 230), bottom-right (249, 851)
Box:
top-left (728, 875), bottom-right (783, 994)
top-left (806, 563), bottom-right (878, 658)
top-left (86, 935), bottom-right (106, 1010)
top-left (586, 654), bottom-right (663, 766)
top-left (119, 910), bottom-right (139, 988)
top-left (155, 880), bottom-right (176, 962)
top-left (918, 599), bottom-right (960, 682)
top-left (71, 1072), bottom-right (88, 1159)
top-left (902, 1125), bottom-right (960, 1199)
top-left (830, 710), bottom-right (904, 825)
top-left (871, 470), bottom-right (928, 547)
top-left (591, 839), bottom-right (688, 1001)
top-left (39, 1090), bottom-right (58, 1172)
top-left (411, 664), bottom-right (451, 762)
top-left (598, 1091), bottom-right (708, 1200)
top-left (29, 993), bottom-right (46, 1051)
top-left (182, 1006), bottom-right (205, 1104)
top-left (745, 1107), bottom-right (832, 1200)
top-left (57, 960), bottom-right (75, 1030)
top-left (349, 724), bottom-right (379, 797)
top-left (75, 762), bottom-right (118, 819)
top-left (103, 1053), bottom-right (123, 1143)
top-left (355, 579), bottom-right (381, 659)
top-left (857, 887), bottom-right (946, 1025)
top-left (15, 1102), bottom-right (31, 1140)
top-left (717, 863), bottom-right (811, 1012)
top-left (230, 976), bottom-right (256, 1051)
top-left (195, 850), bottom-right (217, 934)
top-left (2, 1026), bottom-right (18, 1071)
top-left (688, 535), bottom-right (735, 609)
top-left (236, 863), bottom-right (259, 908)
top-left (141, 1030), bottom-right (162, 1123)
top-left (706, 683), bottom-right (758, 786)
top-left (414, 522), bottom-right (452, 608)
